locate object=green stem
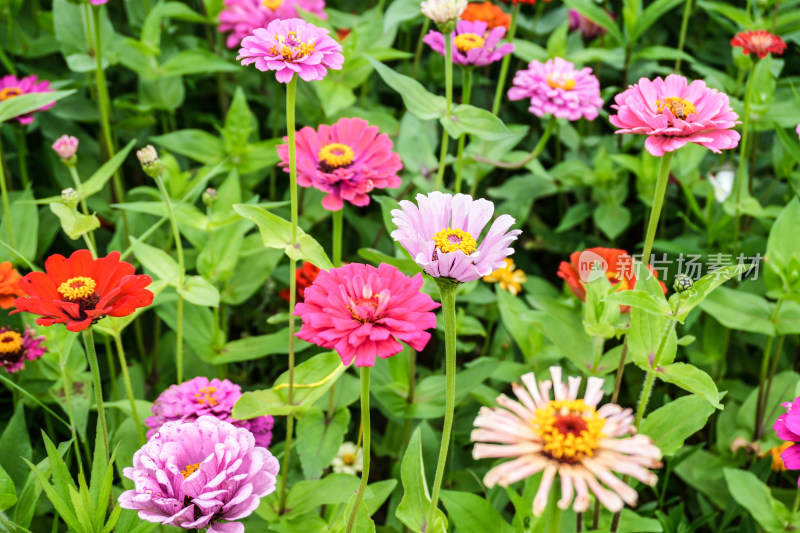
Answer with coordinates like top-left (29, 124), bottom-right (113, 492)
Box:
top-left (591, 336), bottom-right (604, 374)
top-left (435, 30), bottom-right (454, 190)
top-left (70, 164), bottom-right (98, 256)
top-left (634, 317), bottom-right (677, 428)
top-left (58, 361), bottom-right (86, 478)
top-left (14, 127), bottom-right (29, 189)
top-left (642, 151), bottom-right (675, 268)
top-left (0, 373), bottom-right (70, 428)
top-left (733, 66), bottom-right (755, 256)
top-left (0, 135), bottom-right (14, 248)
top-left (491, 2), bottom-right (521, 116)
top-left (472, 114), bottom-right (556, 170)
top-left (333, 208), bottom-right (343, 267)
top-left (345, 367), bottom-right (371, 533)
top-left (82, 328), bottom-right (109, 461)
top-left (113, 331), bottom-right (146, 444)
top-left (454, 68), bottom-right (473, 194)
top-left (754, 297), bottom-right (785, 439)
top-left (610, 337), bottom-right (629, 404)
top-left (674, 0), bottom-right (693, 73)
top-left (427, 279), bottom-right (458, 528)
top-left (103, 333), bottom-right (118, 400)
top-left (412, 19), bottom-right (431, 80)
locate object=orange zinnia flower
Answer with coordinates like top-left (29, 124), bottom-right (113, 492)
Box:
top-left (0, 261), bottom-right (24, 309)
top-left (461, 2), bottom-right (511, 30)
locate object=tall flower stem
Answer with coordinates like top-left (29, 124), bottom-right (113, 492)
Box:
top-left (591, 336), bottom-right (605, 374)
top-left (67, 166), bottom-right (98, 254)
top-left (0, 135), bottom-right (14, 247)
top-left (732, 67), bottom-right (755, 256)
top-left (345, 367), bottom-right (371, 533)
top-left (634, 316), bottom-right (677, 428)
top-left (412, 19), bottom-right (431, 79)
top-left (434, 30), bottom-right (454, 191)
top-left (491, 2), bottom-right (521, 115)
top-left (82, 327), bottom-right (109, 461)
top-left (642, 152), bottom-right (675, 268)
top-left (154, 174), bottom-right (185, 382)
top-left (112, 331), bottom-right (145, 445)
top-left (472, 114), bottom-right (556, 172)
top-left (278, 76), bottom-right (299, 515)
top-left (454, 68), bottom-right (473, 194)
top-left (754, 297), bottom-right (785, 439)
top-left (13, 127), bottom-right (29, 188)
top-left (333, 208), bottom-right (343, 267)
top-left (427, 278), bottom-right (458, 528)
top-left (674, 0), bottom-right (693, 73)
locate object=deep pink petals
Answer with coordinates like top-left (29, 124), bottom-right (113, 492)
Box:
top-left (424, 19), bottom-right (513, 66)
top-left (0, 74), bottom-right (55, 124)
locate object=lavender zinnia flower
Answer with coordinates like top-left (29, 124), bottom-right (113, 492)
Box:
top-left (423, 19), bottom-right (514, 67)
top-left (119, 416), bottom-right (279, 532)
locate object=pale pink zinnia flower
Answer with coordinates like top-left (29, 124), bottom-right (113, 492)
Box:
top-left (391, 192), bottom-right (521, 283)
top-left (0, 326), bottom-right (47, 374)
top-left (609, 74), bottom-right (741, 157)
top-left (423, 20), bottom-right (514, 67)
top-left (507, 58), bottom-right (604, 121)
top-left (0, 74), bottom-right (55, 125)
top-left (773, 396), bottom-right (800, 472)
top-left (277, 117), bottom-right (402, 211)
top-left (119, 416), bottom-right (279, 532)
top-left (796, 123), bottom-right (800, 140)
top-left (51, 135), bottom-right (79, 160)
top-left (237, 18), bottom-right (344, 83)
top-left (472, 367), bottom-right (663, 515)
top-left (218, 0), bottom-right (327, 49)
top-left (146, 377), bottom-right (274, 449)
top-left (294, 263), bottom-right (439, 367)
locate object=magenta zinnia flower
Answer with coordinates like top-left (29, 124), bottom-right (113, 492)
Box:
top-left (218, 0), bottom-right (327, 49)
top-left (472, 367), bottom-right (663, 515)
top-left (391, 192), bottom-right (521, 283)
top-left (507, 58), bottom-right (603, 121)
top-left (294, 263), bottom-right (439, 367)
top-left (773, 397), bottom-right (800, 473)
top-left (119, 416), bottom-right (279, 532)
top-left (609, 74), bottom-right (741, 157)
top-left (277, 117), bottom-right (402, 211)
top-left (423, 20), bottom-right (514, 67)
top-left (237, 18), bottom-right (344, 83)
top-left (0, 75), bottom-right (55, 125)
top-left (146, 377), bottom-right (274, 449)
top-left (0, 326), bottom-right (47, 374)
top-left (568, 9), bottom-right (612, 40)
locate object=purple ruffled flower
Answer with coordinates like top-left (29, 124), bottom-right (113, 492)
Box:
top-left (423, 19), bottom-right (514, 67)
top-left (391, 192), bottom-right (521, 283)
top-left (774, 397), bottom-right (800, 472)
top-left (146, 377), bottom-right (274, 449)
top-left (0, 326), bottom-right (47, 374)
top-left (119, 416), bottom-right (279, 532)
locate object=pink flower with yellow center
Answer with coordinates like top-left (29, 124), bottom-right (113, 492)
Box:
top-left (0, 74), bottom-right (55, 125)
top-left (507, 58), bottom-right (603, 121)
top-left (0, 326), bottom-right (47, 374)
top-left (218, 0), bottom-right (327, 49)
top-left (609, 74), bottom-right (741, 157)
top-left (423, 19), bottom-right (514, 67)
top-left (472, 367), bottom-right (663, 515)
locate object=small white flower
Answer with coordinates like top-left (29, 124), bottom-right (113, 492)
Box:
top-left (708, 166), bottom-right (735, 203)
top-left (331, 442), bottom-right (363, 475)
top-left (420, 0), bottom-right (467, 25)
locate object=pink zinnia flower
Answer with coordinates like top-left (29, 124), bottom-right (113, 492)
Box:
top-left (391, 192), bottom-right (521, 283)
top-left (507, 58), bottom-right (603, 121)
top-left (731, 30), bottom-right (787, 58)
top-left (773, 397), bottom-right (800, 473)
top-left (0, 326), bottom-right (47, 374)
top-left (146, 377), bottom-right (274, 449)
top-left (423, 20), bottom-right (514, 67)
top-left (52, 135), bottom-right (79, 160)
top-left (119, 416), bottom-right (279, 532)
top-left (277, 117), bottom-right (402, 211)
top-left (472, 367), bottom-right (663, 515)
top-left (218, 0), bottom-right (327, 49)
top-left (237, 18), bottom-right (344, 83)
top-left (796, 123), bottom-right (800, 140)
top-left (294, 263), bottom-right (439, 367)
top-left (0, 75), bottom-right (55, 125)
top-left (609, 74), bottom-right (741, 157)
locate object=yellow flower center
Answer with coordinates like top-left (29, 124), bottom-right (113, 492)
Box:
top-left (432, 228), bottom-right (477, 255)
top-left (454, 33), bottom-right (485, 53)
top-left (58, 277), bottom-right (97, 301)
top-left (534, 399), bottom-right (606, 463)
top-left (269, 31), bottom-right (316, 62)
top-left (0, 87), bottom-right (22, 101)
top-left (546, 72), bottom-right (576, 91)
top-left (181, 462), bottom-right (201, 479)
top-left (194, 386), bottom-right (218, 406)
top-left (342, 452), bottom-right (356, 466)
top-left (654, 96), bottom-right (696, 120)
top-left (261, 0), bottom-right (282, 9)
top-left (0, 331), bottom-right (23, 355)
top-left (318, 143), bottom-right (355, 170)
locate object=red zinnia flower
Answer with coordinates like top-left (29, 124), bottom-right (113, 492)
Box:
top-left (731, 30), bottom-right (786, 58)
top-left (12, 250), bottom-right (154, 332)
top-left (499, 0), bottom-right (549, 4)
top-left (279, 262), bottom-right (321, 303)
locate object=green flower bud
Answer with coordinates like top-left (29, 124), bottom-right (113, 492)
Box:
top-left (136, 145), bottom-right (161, 178)
top-left (673, 274), bottom-right (694, 293)
top-left (202, 188), bottom-right (218, 208)
top-left (61, 188), bottom-right (80, 209)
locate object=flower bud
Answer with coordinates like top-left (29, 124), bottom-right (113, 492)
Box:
top-left (61, 188), bottom-right (80, 209)
top-left (136, 145), bottom-right (161, 178)
top-left (52, 135), bottom-right (79, 166)
top-left (202, 188), bottom-right (218, 208)
top-left (420, 0), bottom-right (467, 27)
top-left (673, 274), bottom-right (694, 293)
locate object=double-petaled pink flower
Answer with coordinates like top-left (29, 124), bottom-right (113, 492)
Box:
top-left (237, 18), bottom-right (344, 83)
top-left (218, 0), bottom-right (327, 49)
top-left (277, 117), bottom-right (402, 211)
top-left (423, 20), bottom-right (514, 67)
top-left (508, 58), bottom-right (603, 121)
top-left (391, 192), bottom-right (521, 283)
top-left (294, 263), bottom-right (439, 367)
top-left (52, 135), bottom-right (79, 161)
top-left (609, 74), bottom-right (741, 157)
top-left (0, 326), bottom-right (47, 374)
top-left (0, 75), bottom-right (55, 125)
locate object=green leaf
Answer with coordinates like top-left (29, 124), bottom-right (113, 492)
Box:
top-left (723, 468), bottom-right (785, 532)
top-left (0, 405), bottom-right (32, 491)
top-left (561, 0), bottom-right (623, 45)
top-left (151, 129), bottom-right (227, 165)
top-left (496, 288), bottom-right (541, 359)
top-left (213, 329), bottom-right (310, 364)
top-left (594, 203), bottom-right (630, 240)
top-left (0, 189), bottom-right (38, 266)
top-left (603, 290), bottom-right (672, 316)
top-left (439, 490), bottom-right (513, 533)
top-left (522, 309), bottom-right (595, 371)
top-left (366, 57), bottom-right (446, 120)
top-left (630, 0), bottom-right (683, 44)
top-left (159, 49), bottom-right (239, 77)
top-left (440, 104), bottom-right (511, 141)
top-left (82, 140), bottom-right (137, 197)
top-left (657, 363), bottom-right (723, 409)
top-left (672, 263), bottom-right (748, 323)
top-left (765, 197), bottom-right (800, 295)
top-left (132, 241), bottom-right (180, 284)
top-left (640, 395), bottom-right (716, 455)
top-left (698, 286), bottom-right (776, 336)
top-left (396, 429), bottom-right (447, 533)
top-left (179, 275), bottom-right (220, 308)
top-left (49, 203), bottom-right (101, 240)
top-left (0, 90), bottom-right (76, 123)
top-left (296, 406), bottom-right (350, 480)
top-left (285, 474), bottom-right (359, 517)
top-left (0, 463), bottom-right (16, 512)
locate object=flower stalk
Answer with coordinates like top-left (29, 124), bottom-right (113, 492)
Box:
top-left (435, 30), bottom-right (454, 191)
top-left (0, 136), bottom-right (15, 248)
top-left (113, 331), bottom-right (146, 445)
top-left (642, 151), bottom-right (675, 267)
top-left (454, 68), bottom-right (473, 193)
top-left (345, 367), bottom-right (371, 533)
top-left (82, 327), bottom-right (110, 461)
top-left (491, 2), bottom-right (520, 115)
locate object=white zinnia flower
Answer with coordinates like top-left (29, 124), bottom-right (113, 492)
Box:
top-left (331, 442), bottom-right (363, 475)
top-left (420, 0), bottom-right (468, 25)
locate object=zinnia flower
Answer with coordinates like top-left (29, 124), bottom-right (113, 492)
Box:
top-left (294, 263), bottom-right (439, 367)
top-left (277, 117), bottom-right (402, 211)
top-left (331, 442), bottom-right (363, 475)
top-left (472, 367), bottom-right (663, 515)
top-left (796, 123), bottom-right (800, 140)
top-left (423, 20), bottom-right (514, 67)
top-left (731, 30), bottom-right (787, 58)
top-left (483, 258), bottom-right (526, 295)
top-left (0, 326), bottom-right (46, 373)
top-left (391, 192), bottom-right (522, 283)
top-left (508, 58), bottom-right (603, 121)
top-left (461, 2), bottom-right (510, 30)
top-left (51, 135), bottom-right (79, 161)
top-left (499, 0), bottom-right (549, 5)
top-left (279, 262), bottom-right (320, 303)
top-left (773, 396), bottom-right (800, 472)
top-left (0, 74), bottom-right (55, 125)
top-left (762, 442), bottom-right (793, 472)
top-left (146, 377), bottom-right (274, 449)
top-left (237, 18), bottom-right (344, 83)
top-left (119, 416), bottom-right (279, 532)
top-left (420, 0), bottom-right (467, 25)
top-left (0, 261), bottom-right (24, 309)
top-left (568, 9), bottom-right (611, 40)
top-left (218, 0), bottom-right (327, 49)
top-left (609, 74), bottom-right (741, 157)
top-left (12, 250), bottom-right (154, 332)
top-left (557, 247), bottom-right (666, 312)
